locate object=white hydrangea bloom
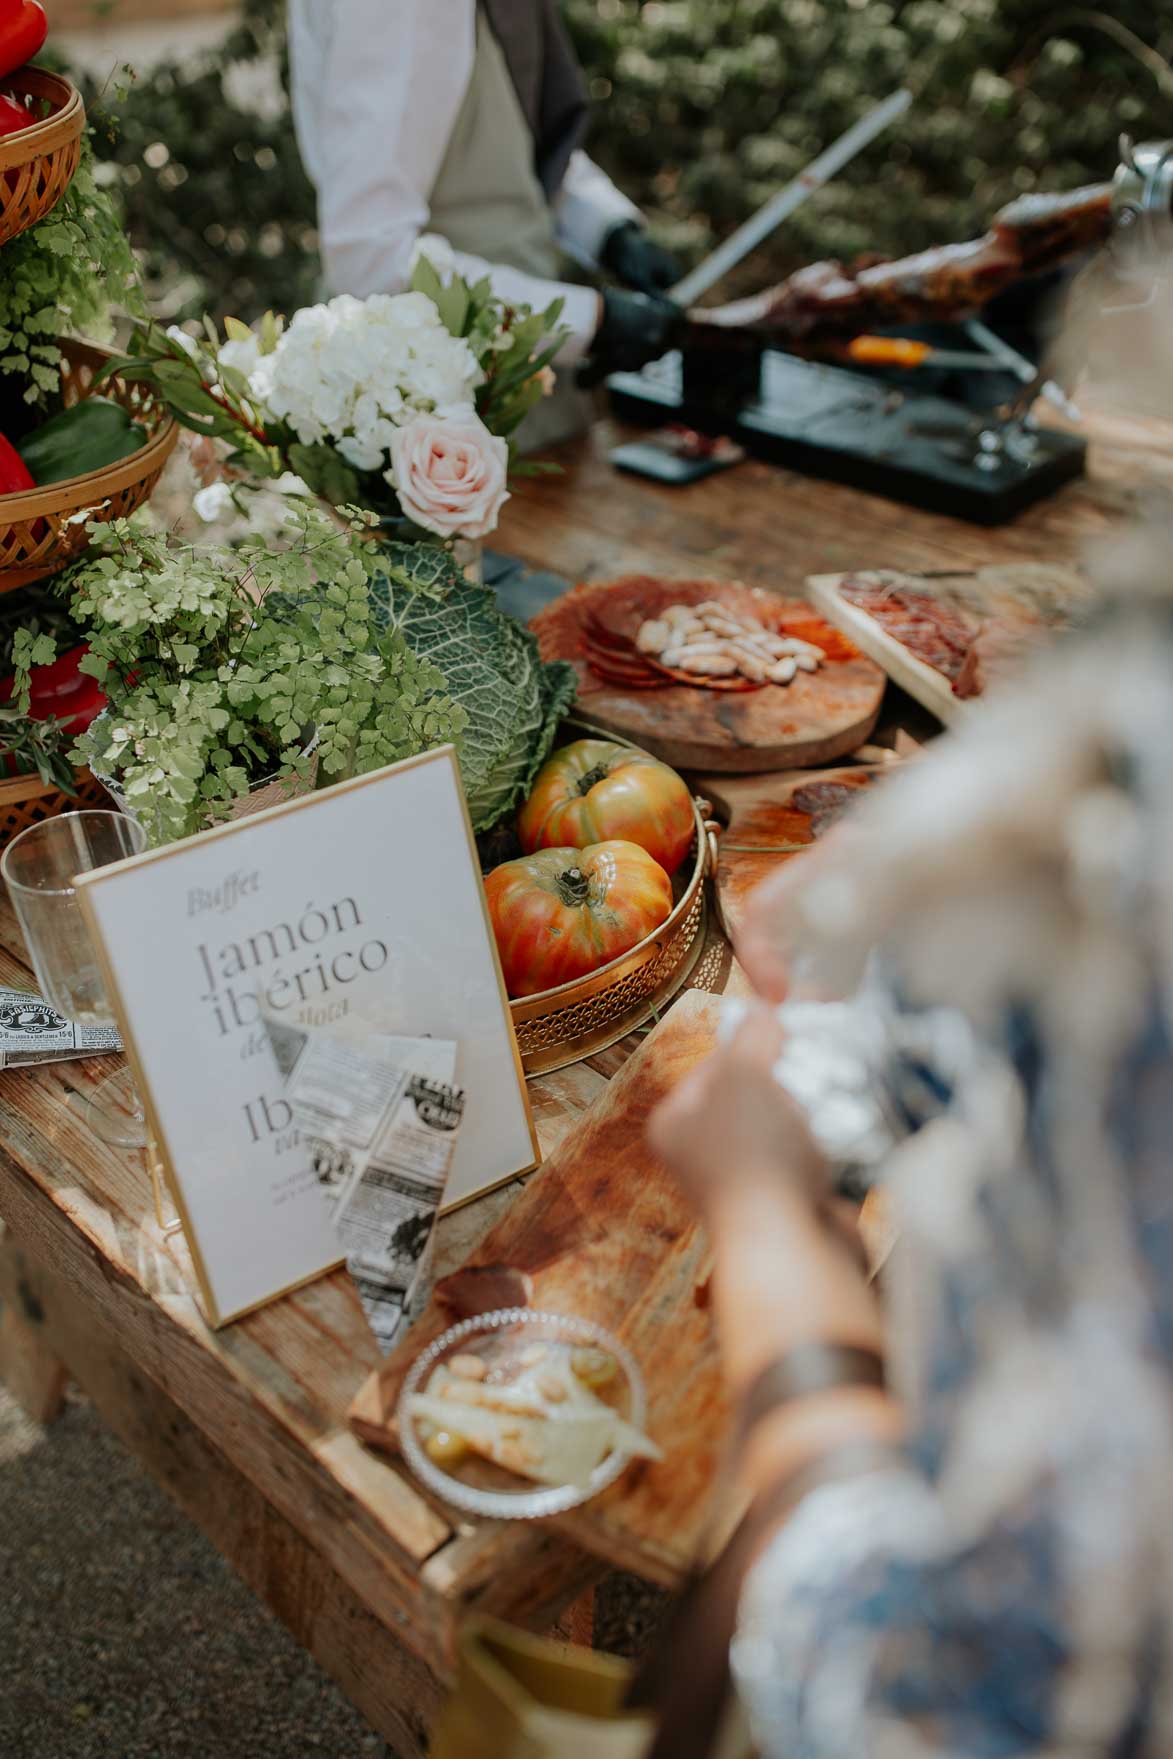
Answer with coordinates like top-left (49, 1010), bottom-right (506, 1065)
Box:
top-left (247, 293), bottom-right (482, 473)
top-left (410, 232), bottom-right (458, 282)
top-left (217, 332), bottom-right (262, 378)
top-left (192, 481), bottom-right (235, 522)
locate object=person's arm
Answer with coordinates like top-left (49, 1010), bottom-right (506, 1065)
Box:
top-left (558, 150), bottom-right (684, 296)
top-left (708, 1177), bottom-right (900, 1496)
top-left (288, 0), bottom-right (601, 362)
top-left (652, 1004), bottom-right (1166, 1758)
top-left (650, 1009), bottom-right (900, 1504)
top-left (555, 150), bottom-right (641, 271)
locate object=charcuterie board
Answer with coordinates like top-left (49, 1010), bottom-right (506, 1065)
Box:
top-left (532, 576), bottom-right (886, 774)
top-left (807, 563), bottom-right (1088, 725)
top-left (350, 993), bottom-right (727, 1582)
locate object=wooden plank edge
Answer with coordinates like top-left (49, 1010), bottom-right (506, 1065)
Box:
top-left (0, 1151), bottom-right (458, 1666)
top-left (0, 1101), bottom-right (451, 1554)
top-left (0, 1240), bottom-right (70, 1425)
top-left (6, 1241), bottom-right (445, 1758)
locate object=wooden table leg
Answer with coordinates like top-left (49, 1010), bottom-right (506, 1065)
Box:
top-left (0, 1223), bottom-right (70, 1424)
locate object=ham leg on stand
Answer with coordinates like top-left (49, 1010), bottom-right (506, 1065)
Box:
top-left (686, 182), bottom-right (1115, 349)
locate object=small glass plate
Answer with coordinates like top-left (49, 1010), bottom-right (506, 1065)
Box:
top-left (397, 1308), bottom-right (647, 1520)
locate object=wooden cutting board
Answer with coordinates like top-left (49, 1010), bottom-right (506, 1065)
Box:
top-left (807, 565), bottom-right (1086, 724)
top-left (807, 572), bottom-right (963, 724)
top-left (532, 579), bottom-right (886, 773)
top-left (698, 765), bottom-right (887, 946)
top-left (350, 993), bottom-right (727, 1585)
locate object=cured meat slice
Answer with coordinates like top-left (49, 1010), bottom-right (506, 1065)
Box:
top-left (579, 639), bottom-right (660, 677)
top-left (789, 778), bottom-right (870, 839)
top-left (433, 1263), bottom-right (534, 1318)
top-left (838, 573), bottom-right (976, 682)
top-left (588, 576), bottom-right (716, 644)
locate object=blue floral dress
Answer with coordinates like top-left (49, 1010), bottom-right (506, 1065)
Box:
top-left (731, 596), bottom-right (1173, 1757)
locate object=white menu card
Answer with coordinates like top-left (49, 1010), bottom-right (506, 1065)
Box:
top-left (76, 748), bottom-right (538, 1326)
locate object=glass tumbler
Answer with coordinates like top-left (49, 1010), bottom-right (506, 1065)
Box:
top-left (2, 810), bottom-right (148, 1146)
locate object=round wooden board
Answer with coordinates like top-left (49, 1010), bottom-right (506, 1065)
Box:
top-left (533, 581), bottom-right (886, 773)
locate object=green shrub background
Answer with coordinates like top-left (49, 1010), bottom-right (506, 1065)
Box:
top-left (77, 0), bottom-right (1169, 324)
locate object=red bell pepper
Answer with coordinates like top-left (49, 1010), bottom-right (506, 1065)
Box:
top-left (0, 429), bottom-right (33, 494)
top-left (0, 644), bottom-right (107, 736)
top-left (0, 91), bottom-right (28, 134)
top-left (0, 1), bottom-right (46, 82)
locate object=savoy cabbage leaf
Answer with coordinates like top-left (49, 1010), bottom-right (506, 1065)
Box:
top-left (371, 544), bottom-right (576, 832)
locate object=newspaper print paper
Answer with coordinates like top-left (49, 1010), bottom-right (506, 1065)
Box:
top-left (270, 1018), bottom-right (465, 1351)
top-left (0, 987), bottom-right (122, 1069)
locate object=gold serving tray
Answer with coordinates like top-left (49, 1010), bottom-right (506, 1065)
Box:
top-left (509, 721), bottom-right (718, 1076)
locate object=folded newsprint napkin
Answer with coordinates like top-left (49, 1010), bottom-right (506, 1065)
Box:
top-left (0, 987), bottom-right (121, 1070)
top-left (266, 1015), bottom-right (465, 1352)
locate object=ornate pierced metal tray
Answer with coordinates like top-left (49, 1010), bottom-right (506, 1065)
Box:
top-left (508, 722), bottom-right (718, 1076)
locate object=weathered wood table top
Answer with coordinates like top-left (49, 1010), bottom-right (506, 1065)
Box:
top-left (2, 403), bottom-right (1170, 1755)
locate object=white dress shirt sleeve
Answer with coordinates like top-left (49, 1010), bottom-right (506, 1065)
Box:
top-left (287, 0), bottom-right (604, 363)
top-left (555, 149), bottom-right (643, 271)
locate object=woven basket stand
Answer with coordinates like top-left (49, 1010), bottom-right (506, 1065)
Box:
top-left (0, 338), bottom-right (179, 591)
top-left (0, 766), bottom-right (111, 849)
top-left (0, 66), bottom-right (84, 248)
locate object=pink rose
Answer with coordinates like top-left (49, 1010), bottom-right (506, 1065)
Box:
top-left (388, 409), bottom-right (509, 541)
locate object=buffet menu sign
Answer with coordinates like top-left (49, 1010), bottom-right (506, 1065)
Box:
top-left (75, 748), bottom-right (539, 1327)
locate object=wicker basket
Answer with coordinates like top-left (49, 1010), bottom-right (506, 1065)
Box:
top-left (0, 338), bottom-right (179, 591)
top-left (0, 67), bottom-right (84, 248)
top-left (0, 766), bottom-right (110, 849)
top-left (507, 724), bottom-right (720, 1075)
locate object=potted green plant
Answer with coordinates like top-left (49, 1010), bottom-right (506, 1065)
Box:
top-left (0, 703), bottom-right (78, 789)
top-left (0, 590), bottom-right (115, 844)
top-left (0, 116), bottom-right (142, 424)
top-left (12, 501), bottom-right (471, 845)
top-left (0, 108), bottom-right (178, 590)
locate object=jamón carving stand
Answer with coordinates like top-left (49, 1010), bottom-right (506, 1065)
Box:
top-left (609, 140), bottom-right (1173, 526)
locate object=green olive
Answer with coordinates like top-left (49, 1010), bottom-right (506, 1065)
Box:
top-left (425, 1428), bottom-right (470, 1468)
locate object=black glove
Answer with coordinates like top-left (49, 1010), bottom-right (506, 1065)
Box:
top-left (578, 288), bottom-right (683, 386)
top-left (601, 219), bottom-right (683, 296)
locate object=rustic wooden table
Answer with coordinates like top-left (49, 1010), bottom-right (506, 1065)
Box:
top-left (1, 405), bottom-right (1167, 1756)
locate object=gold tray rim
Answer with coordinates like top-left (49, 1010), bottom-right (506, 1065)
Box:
top-left (507, 719), bottom-right (717, 1070)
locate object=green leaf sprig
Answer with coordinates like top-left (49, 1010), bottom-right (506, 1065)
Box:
top-left (0, 130), bottom-right (143, 409)
top-left (26, 505), bottom-right (467, 845)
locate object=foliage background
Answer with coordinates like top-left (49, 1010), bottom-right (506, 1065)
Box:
top-left (72, 0), bottom-right (1170, 326)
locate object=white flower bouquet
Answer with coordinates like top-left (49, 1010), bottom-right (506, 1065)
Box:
top-left (103, 242), bottom-right (568, 546)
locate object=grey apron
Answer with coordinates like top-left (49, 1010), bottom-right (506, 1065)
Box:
top-left (427, 10), bottom-right (594, 450)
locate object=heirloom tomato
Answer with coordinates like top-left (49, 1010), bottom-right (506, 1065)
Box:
top-left (518, 738), bottom-right (694, 875)
top-left (485, 839), bottom-right (673, 998)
